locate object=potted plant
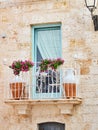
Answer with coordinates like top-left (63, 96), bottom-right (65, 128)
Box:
top-left (9, 60), bottom-right (34, 76)
top-left (9, 60), bottom-right (34, 99)
top-left (39, 58), bottom-right (64, 72)
top-left (50, 58), bottom-right (64, 70)
top-left (39, 59), bottom-right (52, 72)
top-left (63, 68), bottom-right (76, 99)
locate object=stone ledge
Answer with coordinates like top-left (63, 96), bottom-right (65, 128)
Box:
top-left (5, 98), bottom-right (82, 116)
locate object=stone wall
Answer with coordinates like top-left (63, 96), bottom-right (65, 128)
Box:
top-left (0, 0), bottom-right (98, 130)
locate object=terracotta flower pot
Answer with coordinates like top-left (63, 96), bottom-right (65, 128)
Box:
top-left (63, 83), bottom-right (76, 98)
top-left (63, 69), bottom-right (77, 99)
top-left (10, 82), bottom-right (25, 100)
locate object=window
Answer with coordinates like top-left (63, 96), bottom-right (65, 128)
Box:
top-left (39, 122), bottom-right (65, 130)
top-left (32, 24), bottom-right (62, 99)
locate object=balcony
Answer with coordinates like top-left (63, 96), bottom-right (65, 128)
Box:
top-left (5, 68), bottom-right (82, 116)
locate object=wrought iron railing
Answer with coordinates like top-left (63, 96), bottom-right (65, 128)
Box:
top-left (5, 67), bottom-right (80, 100)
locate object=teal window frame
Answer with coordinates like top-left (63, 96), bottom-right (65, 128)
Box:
top-left (32, 23), bottom-right (62, 99)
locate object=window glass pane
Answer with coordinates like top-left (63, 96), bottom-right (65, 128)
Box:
top-left (39, 122), bottom-right (65, 130)
top-left (35, 26), bottom-right (61, 61)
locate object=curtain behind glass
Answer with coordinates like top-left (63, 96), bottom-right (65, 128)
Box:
top-left (35, 27), bottom-right (61, 61)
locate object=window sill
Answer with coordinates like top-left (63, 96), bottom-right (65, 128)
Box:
top-left (5, 98), bottom-right (82, 116)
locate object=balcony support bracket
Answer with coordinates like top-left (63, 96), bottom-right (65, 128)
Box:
top-left (5, 98), bottom-right (82, 116)
top-left (5, 100), bottom-right (32, 116)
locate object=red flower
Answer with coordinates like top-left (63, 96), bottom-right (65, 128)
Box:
top-left (39, 58), bottom-right (64, 72)
top-left (9, 60), bottom-right (34, 76)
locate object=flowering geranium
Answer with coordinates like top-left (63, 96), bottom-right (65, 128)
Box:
top-left (39, 58), bottom-right (64, 72)
top-left (39, 59), bottom-right (52, 72)
top-left (50, 58), bottom-right (64, 70)
top-left (9, 60), bottom-right (34, 76)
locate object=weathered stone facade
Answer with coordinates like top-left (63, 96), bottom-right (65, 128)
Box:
top-left (0, 0), bottom-right (98, 130)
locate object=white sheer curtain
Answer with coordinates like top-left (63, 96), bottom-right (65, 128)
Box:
top-left (36, 27), bottom-right (61, 60)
